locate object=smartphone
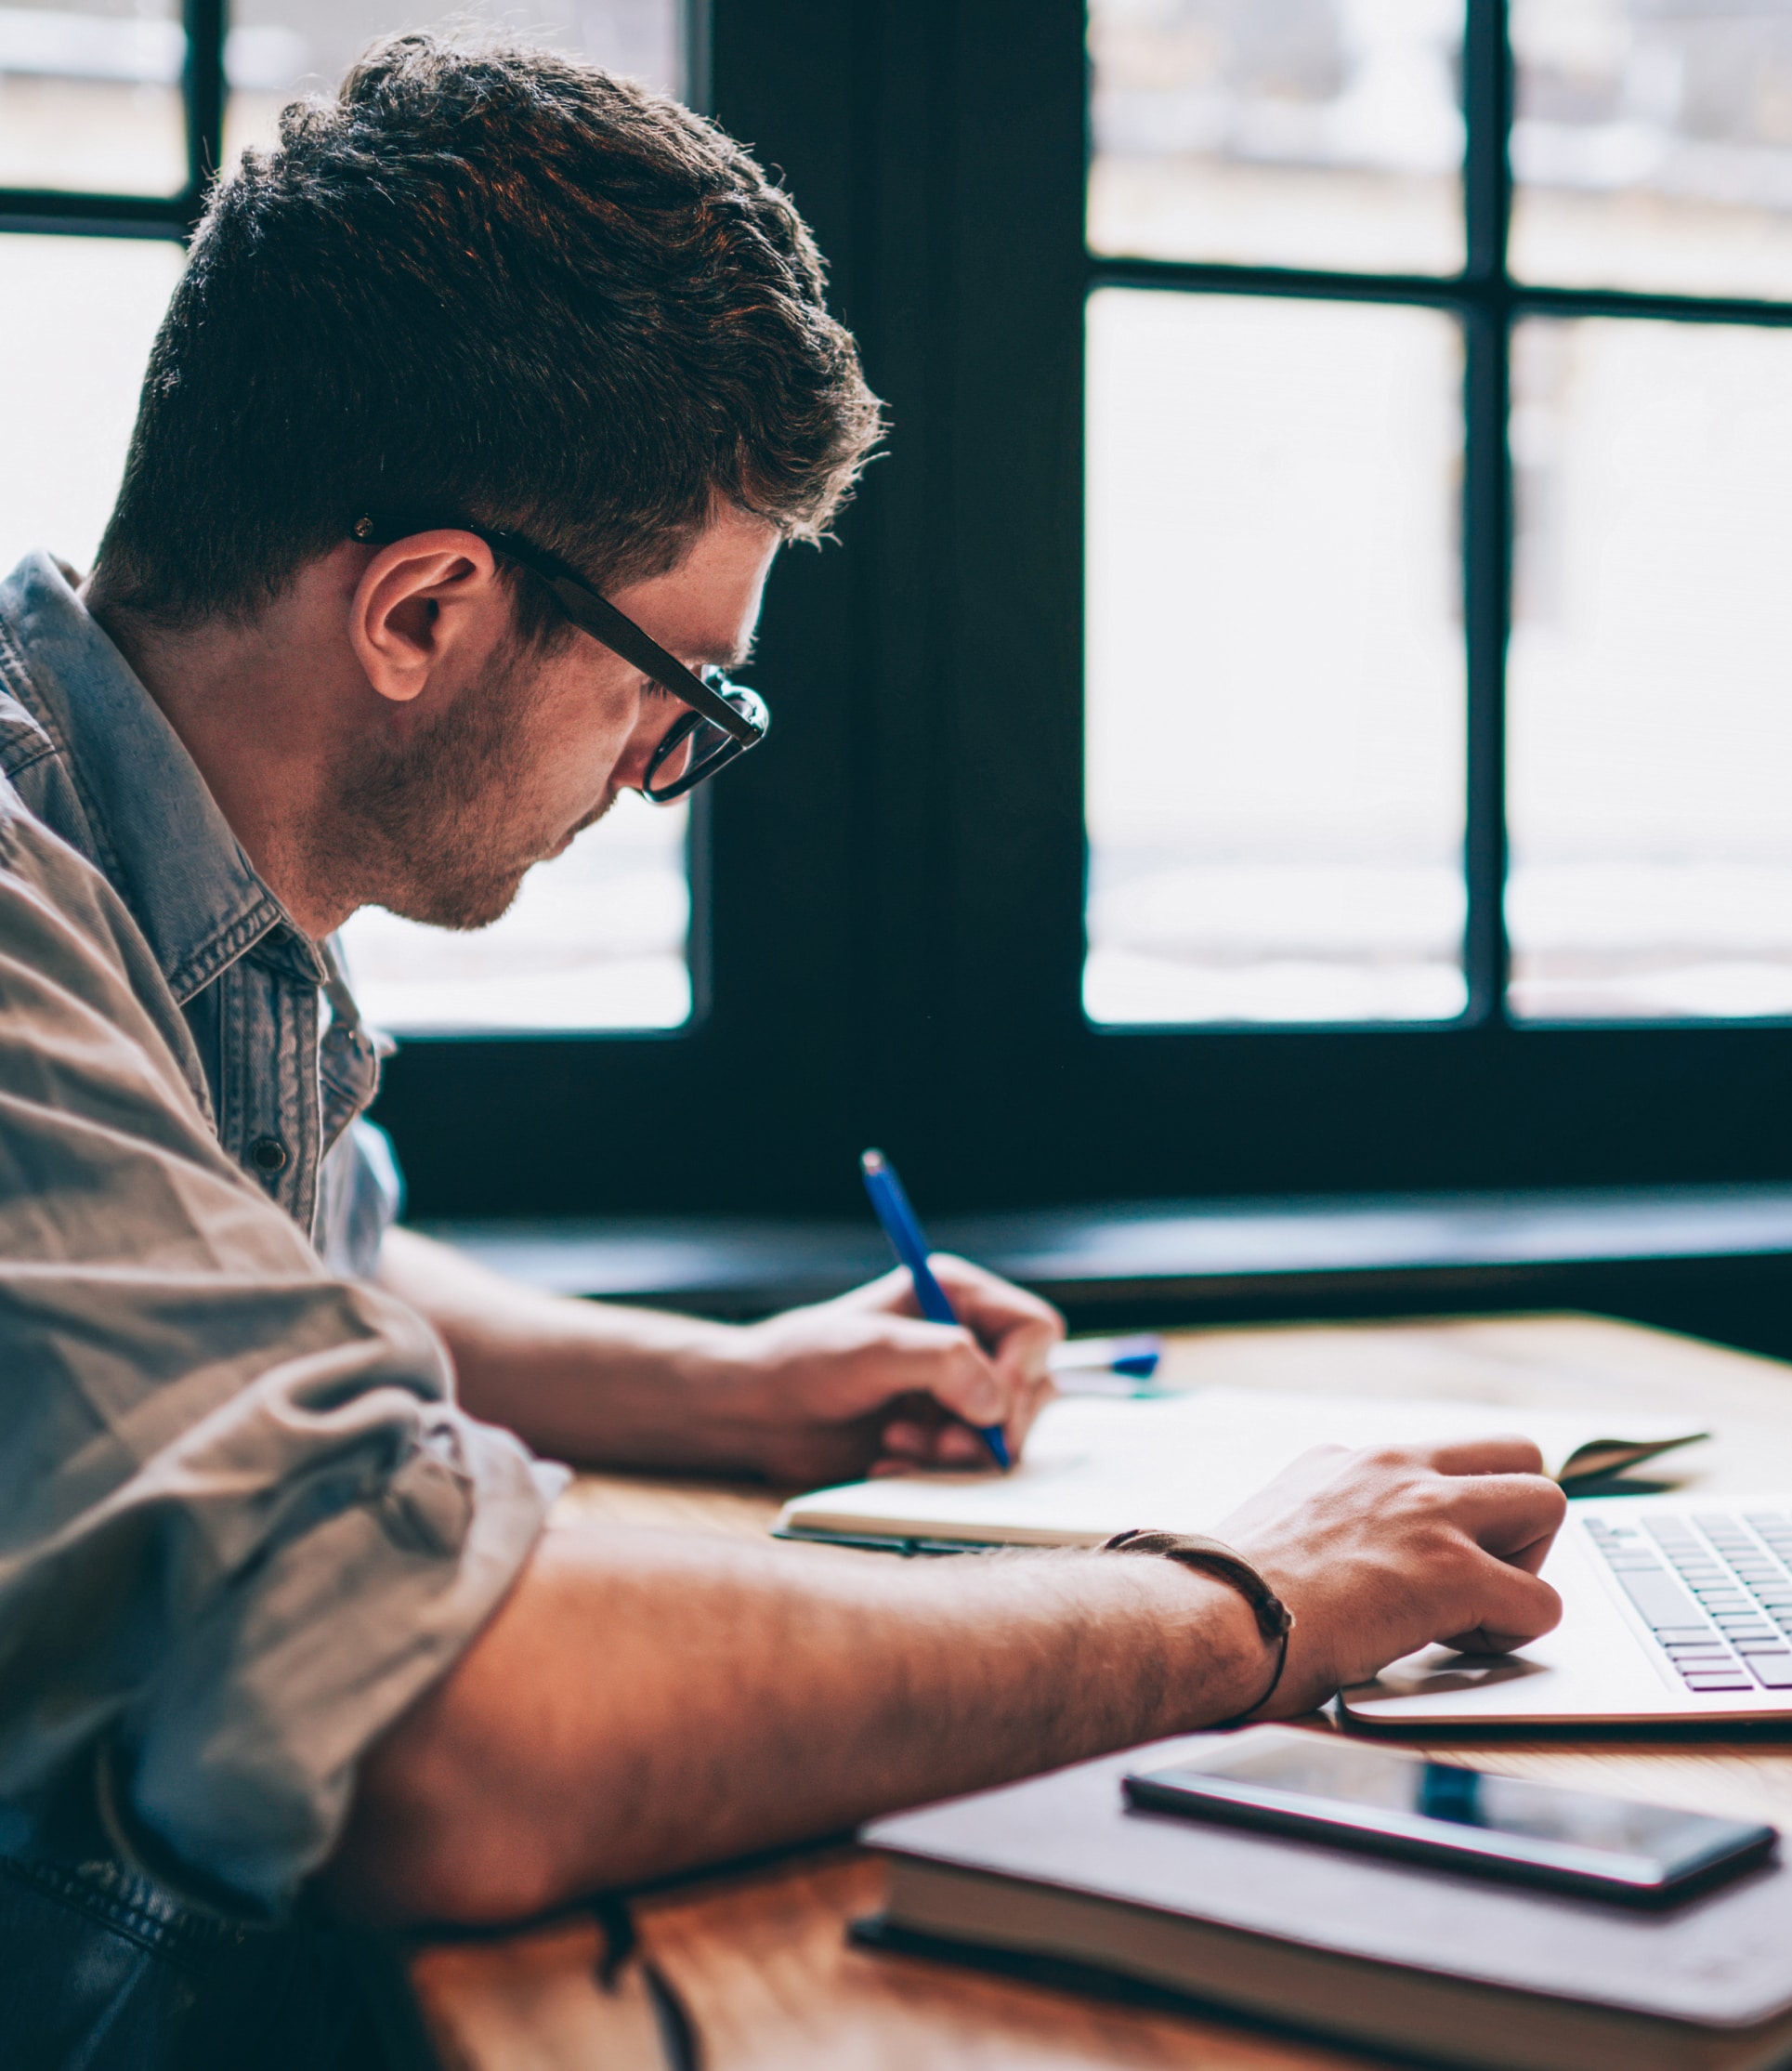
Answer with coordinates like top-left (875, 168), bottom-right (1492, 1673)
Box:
top-left (1123, 1728), bottom-right (1775, 1904)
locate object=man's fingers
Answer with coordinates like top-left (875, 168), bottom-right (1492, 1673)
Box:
top-left (1008, 1369), bottom-right (1058, 1447)
top-left (1435, 1469), bottom-right (1568, 1557)
top-left (989, 1313), bottom-right (1064, 1410)
top-left (1500, 1529), bottom-right (1557, 1578)
top-left (838, 1256), bottom-right (1064, 1344)
top-left (1413, 1435), bottom-right (1549, 1479)
top-left (926, 1254), bottom-right (1065, 1339)
top-left (862, 1315), bottom-right (1012, 1426)
top-left (831, 1261), bottom-right (1059, 1435)
top-left (1441, 1555), bottom-right (1564, 1654)
top-left (833, 1265), bottom-right (925, 1317)
top-left (880, 1418), bottom-right (933, 1459)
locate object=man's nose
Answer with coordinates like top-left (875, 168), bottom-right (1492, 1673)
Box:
top-left (613, 699), bottom-right (684, 793)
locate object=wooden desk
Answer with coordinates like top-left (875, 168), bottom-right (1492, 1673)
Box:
top-left (411, 1312), bottom-right (1792, 2071)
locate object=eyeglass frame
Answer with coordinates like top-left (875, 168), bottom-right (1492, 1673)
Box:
top-left (350, 515), bottom-right (770, 803)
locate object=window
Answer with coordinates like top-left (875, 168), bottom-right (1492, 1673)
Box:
top-left (1508, 316), bottom-right (1792, 1020)
top-left (1083, 288), bottom-right (1468, 1027)
top-left (13, 0), bottom-right (1792, 1220)
top-left (1086, 0), bottom-right (1792, 1032)
top-left (0, 0), bottom-right (694, 1038)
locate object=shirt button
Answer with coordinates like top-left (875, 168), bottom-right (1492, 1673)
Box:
top-left (251, 1135), bottom-right (289, 1174)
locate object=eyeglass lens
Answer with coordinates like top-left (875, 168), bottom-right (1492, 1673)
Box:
top-left (643, 682), bottom-right (765, 803)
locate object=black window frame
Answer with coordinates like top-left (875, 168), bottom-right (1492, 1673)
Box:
top-left (12, 0), bottom-right (1792, 1226)
top-left (0, 0), bottom-right (224, 238)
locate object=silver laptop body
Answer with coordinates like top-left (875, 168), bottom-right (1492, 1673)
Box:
top-left (1342, 1494), bottom-right (1792, 1727)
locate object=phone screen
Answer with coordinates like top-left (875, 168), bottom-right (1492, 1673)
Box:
top-left (1124, 1733), bottom-right (1775, 1901)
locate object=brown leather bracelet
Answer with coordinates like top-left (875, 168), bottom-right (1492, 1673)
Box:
top-left (1103, 1527), bottom-right (1294, 1726)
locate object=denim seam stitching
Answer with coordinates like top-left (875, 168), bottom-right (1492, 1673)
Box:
top-left (0, 618), bottom-right (135, 901)
top-left (0, 1855), bottom-right (239, 1973)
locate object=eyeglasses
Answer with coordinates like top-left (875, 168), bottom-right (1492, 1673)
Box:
top-left (351, 517), bottom-right (770, 803)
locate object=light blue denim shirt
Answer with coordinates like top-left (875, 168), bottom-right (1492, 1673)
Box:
top-left (0, 552), bottom-right (559, 1921)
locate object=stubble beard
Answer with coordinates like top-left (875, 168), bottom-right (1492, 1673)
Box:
top-left (322, 635), bottom-right (569, 932)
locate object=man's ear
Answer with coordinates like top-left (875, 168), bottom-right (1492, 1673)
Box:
top-left (348, 531), bottom-right (509, 705)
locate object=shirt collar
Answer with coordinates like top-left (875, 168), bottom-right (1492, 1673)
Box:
top-left (0, 552), bottom-right (321, 1003)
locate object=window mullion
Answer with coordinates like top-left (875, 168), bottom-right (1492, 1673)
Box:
top-left (183, 0), bottom-right (228, 227)
top-left (1461, 0), bottom-right (1513, 1023)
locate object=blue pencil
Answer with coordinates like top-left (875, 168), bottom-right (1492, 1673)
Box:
top-left (859, 1148), bottom-right (1012, 1471)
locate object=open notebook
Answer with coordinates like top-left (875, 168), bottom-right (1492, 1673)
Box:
top-left (774, 1388), bottom-right (1709, 1550)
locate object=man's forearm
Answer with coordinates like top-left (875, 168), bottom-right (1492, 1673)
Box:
top-left (375, 1226), bottom-right (1060, 1486)
top-left (325, 1523), bottom-right (1270, 1925)
top-left (377, 1226), bottom-right (742, 1469)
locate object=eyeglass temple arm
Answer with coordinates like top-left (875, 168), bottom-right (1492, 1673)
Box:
top-left (491, 536), bottom-right (761, 747)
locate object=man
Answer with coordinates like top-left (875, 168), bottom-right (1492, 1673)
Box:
top-left (0, 34), bottom-right (1566, 2066)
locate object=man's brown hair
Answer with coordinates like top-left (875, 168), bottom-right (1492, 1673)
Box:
top-left (93, 35), bottom-right (883, 627)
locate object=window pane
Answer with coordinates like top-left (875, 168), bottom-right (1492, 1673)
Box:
top-left (0, 233), bottom-right (182, 575)
top-left (1084, 289), bottom-right (1466, 1026)
top-left (1087, 0), bottom-right (1464, 274)
top-left (229, 1), bottom-right (694, 1035)
top-left (337, 792), bottom-right (691, 1033)
top-left (1508, 320), bottom-right (1792, 1020)
top-left (1511, 0), bottom-right (1792, 299)
top-left (225, 0), bottom-right (686, 166)
top-left (0, 0), bottom-right (186, 193)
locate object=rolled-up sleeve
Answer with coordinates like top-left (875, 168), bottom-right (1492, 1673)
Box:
top-left (0, 805), bottom-right (558, 1919)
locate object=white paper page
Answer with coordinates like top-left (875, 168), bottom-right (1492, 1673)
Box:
top-left (777, 1388), bottom-right (1707, 1547)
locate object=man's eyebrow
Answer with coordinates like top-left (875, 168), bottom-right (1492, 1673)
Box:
top-left (690, 633), bottom-right (756, 670)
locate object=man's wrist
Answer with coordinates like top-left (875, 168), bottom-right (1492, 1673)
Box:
top-left (1114, 1552), bottom-right (1287, 1730)
top-left (1103, 1528), bottom-right (1293, 1725)
top-left (647, 1319), bottom-right (781, 1471)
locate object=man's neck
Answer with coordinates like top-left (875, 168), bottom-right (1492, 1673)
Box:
top-left (86, 590), bottom-right (361, 942)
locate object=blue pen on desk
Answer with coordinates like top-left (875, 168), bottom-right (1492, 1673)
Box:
top-left (860, 1148), bottom-right (1012, 1471)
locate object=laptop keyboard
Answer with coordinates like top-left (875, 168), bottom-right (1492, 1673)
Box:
top-left (1585, 1511), bottom-right (1792, 1694)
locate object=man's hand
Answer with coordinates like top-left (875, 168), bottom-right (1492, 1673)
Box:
top-left (378, 1227), bottom-right (1063, 1484)
top-left (719, 1256), bottom-right (1064, 1485)
top-left (1219, 1436), bottom-right (1568, 1717)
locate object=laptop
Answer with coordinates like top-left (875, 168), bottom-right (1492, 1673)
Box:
top-left (1342, 1494), bottom-right (1792, 1726)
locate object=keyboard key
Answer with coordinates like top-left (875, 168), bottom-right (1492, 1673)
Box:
top-left (1652, 1625), bottom-right (1720, 1645)
top-left (1751, 1658), bottom-right (1792, 1688)
top-left (1683, 1671), bottom-right (1755, 1691)
top-left (1735, 1640), bottom-right (1792, 1656)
